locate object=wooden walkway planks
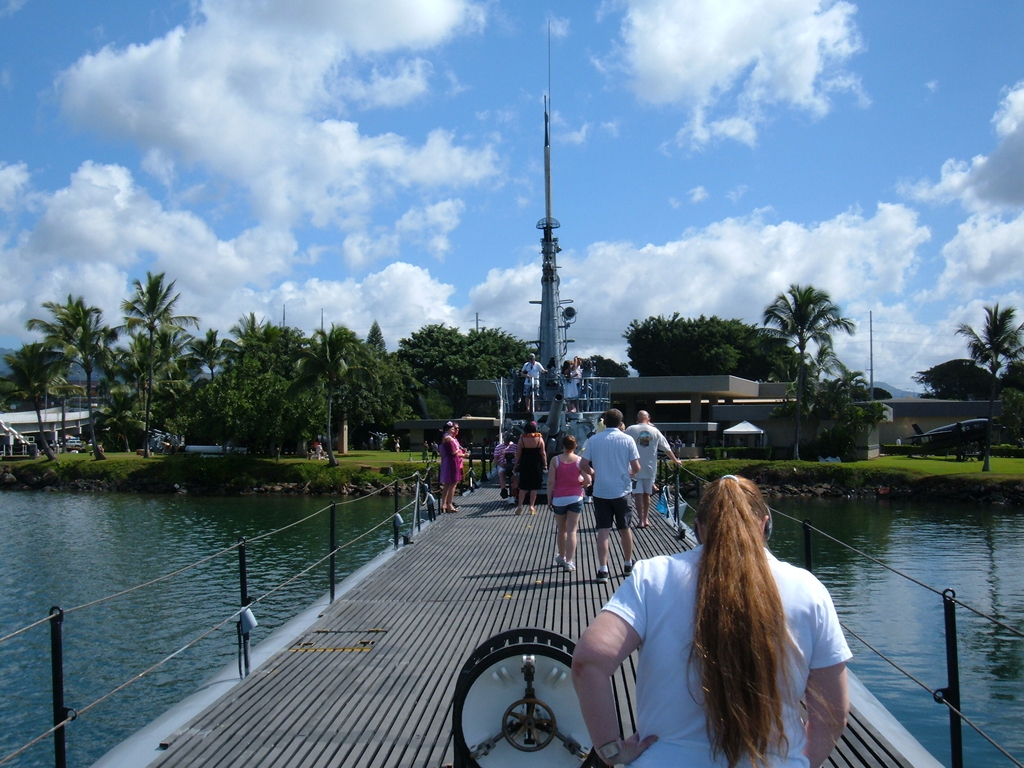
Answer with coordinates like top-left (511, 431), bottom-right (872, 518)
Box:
top-left (147, 483), bottom-right (938, 768)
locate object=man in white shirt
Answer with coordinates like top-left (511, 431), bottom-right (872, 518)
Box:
top-left (520, 353), bottom-right (546, 413)
top-left (580, 409), bottom-right (641, 581)
top-left (625, 411), bottom-right (681, 528)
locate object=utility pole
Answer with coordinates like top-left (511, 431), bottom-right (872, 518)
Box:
top-left (869, 311), bottom-right (874, 400)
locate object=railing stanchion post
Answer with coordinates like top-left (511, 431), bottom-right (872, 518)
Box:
top-left (426, 467), bottom-right (433, 520)
top-left (238, 538), bottom-right (251, 677)
top-left (802, 519), bottom-right (813, 573)
top-left (393, 513), bottom-right (402, 550)
top-left (941, 588), bottom-right (964, 768)
top-left (674, 466), bottom-right (681, 528)
top-left (49, 606), bottom-right (69, 768)
top-left (415, 473), bottom-right (422, 532)
top-left (329, 502), bottom-right (337, 602)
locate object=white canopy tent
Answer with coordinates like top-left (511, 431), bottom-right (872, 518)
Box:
top-left (722, 421), bottom-right (765, 447)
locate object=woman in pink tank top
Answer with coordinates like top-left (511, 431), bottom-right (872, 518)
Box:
top-left (546, 435), bottom-right (594, 572)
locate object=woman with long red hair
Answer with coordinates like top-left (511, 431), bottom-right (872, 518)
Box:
top-left (572, 475), bottom-right (851, 767)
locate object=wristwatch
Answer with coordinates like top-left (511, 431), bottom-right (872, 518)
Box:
top-left (597, 738), bottom-right (624, 765)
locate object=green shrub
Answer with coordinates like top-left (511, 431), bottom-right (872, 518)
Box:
top-left (703, 446), bottom-right (773, 460)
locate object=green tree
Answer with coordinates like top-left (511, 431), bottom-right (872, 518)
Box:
top-left (1001, 387), bottom-right (1024, 445)
top-left (366, 321), bottom-right (387, 354)
top-left (398, 325), bottom-right (530, 417)
top-left (912, 359), bottom-right (991, 400)
top-left (762, 285), bottom-right (855, 460)
top-left (2, 343), bottom-right (70, 460)
top-left (291, 325), bottom-right (365, 466)
top-left (956, 304), bottom-right (1024, 471)
top-left (27, 295), bottom-right (119, 460)
top-left (94, 385), bottom-right (144, 453)
top-left (336, 348), bottom-right (415, 444)
top-left (625, 313), bottom-right (797, 379)
top-left (173, 355), bottom-right (323, 454)
top-left (120, 272), bottom-right (198, 457)
top-left (188, 328), bottom-right (225, 380)
top-left (590, 355), bottom-right (630, 377)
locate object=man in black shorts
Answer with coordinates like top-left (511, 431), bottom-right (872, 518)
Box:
top-left (579, 409), bottom-right (641, 581)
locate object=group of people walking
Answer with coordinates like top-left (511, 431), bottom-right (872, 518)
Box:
top-left (448, 411), bottom-right (851, 768)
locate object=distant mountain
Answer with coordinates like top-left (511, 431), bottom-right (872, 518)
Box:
top-left (875, 381), bottom-right (920, 399)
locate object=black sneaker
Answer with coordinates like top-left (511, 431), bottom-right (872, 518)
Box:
top-left (623, 561), bottom-right (633, 576)
top-left (597, 569), bottom-right (610, 582)
top-left (500, 488), bottom-right (508, 499)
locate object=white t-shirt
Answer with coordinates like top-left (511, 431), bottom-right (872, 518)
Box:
top-left (521, 361), bottom-right (544, 379)
top-left (625, 422), bottom-right (671, 480)
top-left (581, 428), bottom-right (639, 499)
top-left (603, 549), bottom-right (852, 768)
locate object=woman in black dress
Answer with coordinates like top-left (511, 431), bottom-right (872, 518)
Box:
top-left (514, 421), bottom-right (547, 515)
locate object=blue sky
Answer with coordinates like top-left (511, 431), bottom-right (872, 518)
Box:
top-left (3, 0), bottom-right (1024, 392)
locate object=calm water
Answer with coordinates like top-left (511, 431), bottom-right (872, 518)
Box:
top-left (764, 497), bottom-right (1024, 768)
top-left (1, 493), bottom-right (1022, 768)
top-left (0, 492), bottom-right (411, 768)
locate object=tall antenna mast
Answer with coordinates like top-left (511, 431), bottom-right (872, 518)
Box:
top-left (536, 23), bottom-right (564, 372)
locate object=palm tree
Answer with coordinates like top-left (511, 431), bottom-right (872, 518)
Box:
top-left (120, 272), bottom-right (198, 457)
top-left (290, 325), bottom-right (364, 466)
top-left (95, 385), bottom-right (145, 453)
top-left (762, 284), bottom-right (856, 460)
top-left (2, 343), bottom-right (70, 460)
top-left (27, 295), bottom-right (118, 460)
top-left (956, 304), bottom-right (1024, 471)
top-left (188, 328), bottom-right (225, 380)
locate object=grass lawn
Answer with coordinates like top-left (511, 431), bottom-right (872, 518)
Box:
top-left (865, 455), bottom-right (1024, 477)
top-left (8, 450), bottom-right (1024, 494)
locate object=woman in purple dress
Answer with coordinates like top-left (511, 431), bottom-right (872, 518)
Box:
top-left (440, 422), bottom-right (468, 513)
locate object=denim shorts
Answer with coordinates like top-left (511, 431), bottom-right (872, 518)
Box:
top-left (551, 500), bottom-right (583, 516)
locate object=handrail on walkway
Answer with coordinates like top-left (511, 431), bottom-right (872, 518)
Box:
top-left (0, 473), bottom-right (429, 768)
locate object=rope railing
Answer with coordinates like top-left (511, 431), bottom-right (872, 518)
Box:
top-left (771, 503), bottom-right (1021, 768)
top-left (0, 476), bottom-right (421, 646)
top-left (771, 505), bottom-right (1024, 639)
top-left (769, 506), bottom-right (946, 597)
top-left (1, 477), bottom-right (427, 768)
top-left (839, 623), bottom-right (1023, 768)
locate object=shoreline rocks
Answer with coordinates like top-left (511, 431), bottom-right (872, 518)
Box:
top-left (0, 464), bottom-right (419, 498)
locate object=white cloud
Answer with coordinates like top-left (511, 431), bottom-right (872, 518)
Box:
top-left (932, 212), bottom-right (1024, 299)
top-left (0, 0), bottom-right (26, 19)
top-left (395, 198), bottom-right (465, 259)
top-left (56, 0), bottom-right (498, 233)
top-left (560, 122), bottom-right (591, 145)
top-left (547, 16), bottom-right (570, 39)
top-left (726, 184), bottom-right (748, 203)
top-left (220, 262), bottom-right (460, 345)
top-left (335, 58), bottom-right (434, 108)
top-left (605, 0), bottom-right (864, 148)
top-left (0, 161), bottom-right (302, 337)
top-left (688, 186), bottom-right (708, 203)
top-left (908, 81), bottom-right (1024, 211)
top-left (925, 80), bottom-right (938, 94)
top-left (467, 203), bottom-right (929, 367)
top-left (0, 162), bottom-right (31, 213)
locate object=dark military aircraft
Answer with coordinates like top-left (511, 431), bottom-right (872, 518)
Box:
top-left (905, 418), bottom-right (989, 460)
